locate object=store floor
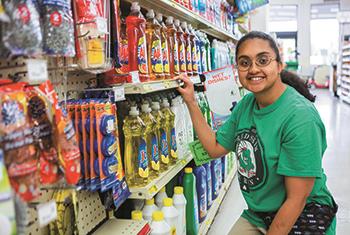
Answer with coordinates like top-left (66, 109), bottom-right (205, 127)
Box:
top-left (208, 89), bottom-right (350, 235)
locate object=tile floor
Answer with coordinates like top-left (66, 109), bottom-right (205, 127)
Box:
top-left (208, 89), bottom-right (350, 235)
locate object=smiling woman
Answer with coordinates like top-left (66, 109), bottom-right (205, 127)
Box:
top-left (177, 31), bottom-right (337, 235)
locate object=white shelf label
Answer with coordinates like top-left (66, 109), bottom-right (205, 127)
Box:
top-left (130, 71), bottom-right (140, 83)
top-left (37, 200), bottom-right (57, 227)
top-left (191, 75), bottom-right (201, 84)
top-left (113, 85), bottom-right (125, 102)
top-left (26, 59), bottom-right (48, 84)
top-left (96, 17), bottom-right (108, 34)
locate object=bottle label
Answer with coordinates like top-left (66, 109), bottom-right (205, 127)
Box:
top-left (138, 138), bottom-right (149, 178)
top-left (160, 128), bottom-right (169, 164)
top-left (186, 45), bottom-right (192, 71)
top-left (151, 134), bottom-right (160, 171)
top-left (173, 43), bottom-right (180, 73)
top-left (138, 36), bottom-right (149, 74)
top-left (162, 41), bottom-right (170, 73)
top-left (201, 46), bottom-right (207, 72)
top-left (179, 44), bottom-right (186, 72)
top-left (208, 177), bottom-right (212, 204)
top-left (151, 39), bottom-right (164, 74)
top-left (200, 189), bottom-right (207, 218)
top-left (196, 44), bottom-right (202, 73)
top-left (117, 39), bottom-right (129, 73)
top-left (170, 127), bottom-right (177, 159)
top-left (192, 45), bottom-right (198, 72)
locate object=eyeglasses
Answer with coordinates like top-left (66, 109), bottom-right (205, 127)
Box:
top-left (236, 54), bottom-right (277, 72)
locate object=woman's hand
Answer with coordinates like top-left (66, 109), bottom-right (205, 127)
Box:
top-left (176, 74), bottom-right (196, 105)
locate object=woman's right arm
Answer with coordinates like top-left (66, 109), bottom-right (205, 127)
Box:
top-left (177, 75), bottom-right (229, 158)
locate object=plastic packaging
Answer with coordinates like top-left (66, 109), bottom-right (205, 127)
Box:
top-left (161, 198), bottom-right (179, 234)
top-left (143, 198), bottom-right (159, 222)
top-left (171, 97), bottom-right (186, 159)
top-left (188, 24), bottom-right (199, 75)
top-left (204, 162), bottom-right (213, 209)
top-left (193, 166), bottom-right (207, 223)
top-left (181, 21), bottom-right (193, 76)
top-left (165, 16), bottom-right (180, 77)
top-left (211, 159), bottom-right (221, 200)
top-left (155, 13), bottom-right (170, 79)
top-left (161, 99), bottom-right (177, 165)
top-left (41, 0), bottom-right (75, 56)
top-left (155, 187), bottom-right (168, 208)
top-left (2, 0), bottom-right (42, 56)
top-left (173, 186), bottom-right (187, 235)
top-left (183, 167), bottom-right (199, 235)
top-left (150, 211), bottom-right (171, 235)
top-left (174, 19), bottom-right (187, 75)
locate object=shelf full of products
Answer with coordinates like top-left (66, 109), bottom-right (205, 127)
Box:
top-left (340, 41), bottom-right (350, 102)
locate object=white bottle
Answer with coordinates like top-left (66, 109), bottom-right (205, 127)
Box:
top-left (150, 211), bottom-right (171, 235)
top-left (181, 96), bottom-right (194, 145)
top-left (155, 187), bottom-right (168, 208)
top-left (171, 97), bottom-right (186, 159)
top-left (143, 198), bottom-right (159, 223)
top-left (173, 186), bottom-right (187, 235)
top-left (161, 198), bottom-right (179, 235)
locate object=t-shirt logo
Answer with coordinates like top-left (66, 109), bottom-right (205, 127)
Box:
top-left (235, 127), bottom-right (267, 192)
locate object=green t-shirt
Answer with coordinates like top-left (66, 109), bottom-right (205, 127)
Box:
top-left (216, 86), bottom-right (334, 230)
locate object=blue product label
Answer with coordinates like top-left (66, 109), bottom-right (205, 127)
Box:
top-left (194, 191), bottom-right (200, 230)
top-left (138, 138), bottom-right (149, 178)
top-left (196, 43), bottom-right (202, 73)
top-left (160, 128), bottom-right (169, 164)
top-left (151, 134), bottom-right (160, 170)
top-left (200, 192), bottom-right (207, 219)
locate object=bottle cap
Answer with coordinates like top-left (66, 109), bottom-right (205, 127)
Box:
top-left (163, 198), bottom-right (173, 207)
top-left (141, 103), bottom-right (151, 113)
top-left (159, 187), bottom-right (166, 193)
top-left (131, 2), bottom-right (140, 11)
top-left (129, 106), bottom-right (139, 116)
top-left (131, 210), bottom-right (143, 221)
top-left (181, 21), bottom-right (187, 29)
top-left (146, 9), bottom-right (155, 19)
top-left (185, 167), bottom-right (192, 173)
top-left (145, 198), bottom-right (155, 206)
top-left (166, 16), bottom-right (174, 25)
top-left (174, 19), bottom-right (180, 27)
top-left (156, 13), bottom-right (163, 22)
top-left (188, 24), bottom-right (193, 30)
top-left (151, 102), bottom-right (160, 111)
top-left (174, 186), bottom-right (183, 194)
top-left (162, 99), bottom-right (170, 108)
top-left (152, 211), bottom-right (164, 221)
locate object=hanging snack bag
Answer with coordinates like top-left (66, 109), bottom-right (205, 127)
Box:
top-left (0, 90), bottom-right (40, 202)
top-left (41, 0), bottom-right (75, 56)
top-left (2, 0), bottom-right (42, 56)
top-left (37, 81), bottom-right (81, 185)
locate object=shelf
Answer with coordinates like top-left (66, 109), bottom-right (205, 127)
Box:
top-left (123, 0), bottom-right (239, 42)
top-left (343, 58), bottom-right (350, 63)
top-left (93, 219), bottom-right (150, 235)
top-left (343, 44), bottom-right (350, 51)
top-left (341, 83), bottom-right (350, 91)
top-left (199, 162), bottom-right (237, 235)
top-left (343, 51), bottom-right (350, 57)
top-left (342, 70), bottom-right (350, 77)
top-left (343, 64), bottom-right (350, 71)
top-left (128, 153), bottom-right (193, 199)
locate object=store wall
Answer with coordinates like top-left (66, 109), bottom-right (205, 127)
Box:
top-left (250, 0), bottom-right (326, 76)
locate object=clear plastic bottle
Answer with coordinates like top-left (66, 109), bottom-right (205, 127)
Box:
top-left (123, 106), bottom-right (149, 187)
top-left (165, 16), bottom-right (180, 77)
top-left (143, 198), bottom-right (159, 222)
top-left (140, 103), bottom-right (160, 179)
top-left (151, 102), bottom-right (169, 171)
top-left (181, 21), bottom-right (193, 77)
top-left (174, 19), bottom-right (187, 75)
top-left (156, 13), bottom-right (171, 79)
top-left (161, 198), bottom-right (179, 235)
top-left (150, 211), bottom-right (171, 235)
top-left (146, 9), bottom-right (164, 80)
top-left (173, 186), bottom-right (187, 235)
top-left (161, 99), bottom-right (177, 165)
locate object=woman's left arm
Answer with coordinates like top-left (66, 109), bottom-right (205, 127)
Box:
top-left (266, 176), bottom-right (315, 235)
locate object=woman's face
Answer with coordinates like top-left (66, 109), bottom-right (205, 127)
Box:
top-left (237, 38), bottom-right (283, 94)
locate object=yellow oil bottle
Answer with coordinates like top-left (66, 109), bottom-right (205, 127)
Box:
top-left (151, 101), bottom-right (169, 172)
top-left (140, 103), bottom-right (160, 179)
top-left (161, 99), bottom-right (177, 165)
top-left (123, 106), bottom-right (149, 187)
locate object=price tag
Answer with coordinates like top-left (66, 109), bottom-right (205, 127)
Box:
top-left (164, 80), bottom-right (172, 88)
top-left (191, 75), bottom-right (201, 84)
top-left (130, 71), bottom-right (140, 83)
top-left (113, 85), bottom-right (125, 102)
top-left (96, 17), bottom-right (108, 34)
top-left (143, 84), bottom-right (152, 92)
top-left (26, 59), bottom-right (48, 84)
top-left (37, 200), bottom-right (57, 227)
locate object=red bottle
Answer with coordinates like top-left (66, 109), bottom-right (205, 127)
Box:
top-left (188, 24), bottom-right (199, 76)
top-left (165, 16), bottom-right (180, 77)
top-left (181, 21), bottom-right (193, 77)
top-left (126, 2), bottom-right (150, 82)
top-left (156, 13), bottom-right (171, 79)
top-left (174, 19), bottom-right (187, 75)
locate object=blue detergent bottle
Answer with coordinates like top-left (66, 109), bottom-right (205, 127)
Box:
top-left (204, 162), bottom-right (213, 209)
top-left (193, 166), bottom-right (207, 223)
top-left (211, 159), bottom-right (221, 200)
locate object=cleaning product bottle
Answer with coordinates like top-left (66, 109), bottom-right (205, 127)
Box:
top-left (126, 2), bottom-right (150, 82)
top-left (204, 34), bottom-right (212, 72)
top-left (162, 198), bottom-right (179, 234)
top-left (123, 106), bottom-right (149, 187)
top-left (211, 39), bottom-right (219, 70)
top-left (188, 24), bottom-right (199, 76)
top-left (165, 16), bottom-right (180, 77)
top-left (204, 162), bottom-right (213, 209)
top-left (140, 103), bottom-right (160, 179)
top-left (211, 159), bottom-right (220, 200)
top-left (161, 99), bottom-right (177, 165)
top-left (151, 102), bottom-right (169, 171)
top-left (193, 166), bottom-right (207, 223)
top-left (181, 21), bottom-right (193, 77)
top-left (131, 210), bottom-right (143, 221)
top-left (155, 187), bottom-right (168, 208)
top-left (146, 9), bottom-right (164, 80)
top-left (171, 97), bottom-right (186, 159)
top-left (222, 155), bottom-right (227, 184)
top-left (150, 211), bottom-right (171, 235)
top-left (116, 17), bottom-right (129, 75)
top-left (143, 198), bottom-right (159, 222)
top-left (156, 13), bottom-right (171, 79)
top-left (173, 186), bottom-right (187, 235)
top-left (183, 167), bottom-right (199, 235)
top-left (182, 97), bottom-right (194, 145)
top-left (174, 19), bottom-right (187, 75)
top-left (198, 31), bottom-right (207, 73)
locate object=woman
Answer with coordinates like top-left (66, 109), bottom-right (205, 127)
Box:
top-left (177, 31), bottom-right (337, 235)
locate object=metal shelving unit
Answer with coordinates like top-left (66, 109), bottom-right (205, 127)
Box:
top-left (129, 153), bottom-right (193, 199)
top-left (340, 41), bottom-right (350, 102)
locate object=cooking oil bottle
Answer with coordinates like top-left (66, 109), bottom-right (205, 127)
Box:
top-left (151, 101), bottom-right (169, 172)
top-left (146, 9), bottom-right (164, 80)
top-left (161, 99), bottom-right (177, 165)
top-left (123, 106), bottom-right (149, 187)
top-left (140, 103), bottom-right (160, 179)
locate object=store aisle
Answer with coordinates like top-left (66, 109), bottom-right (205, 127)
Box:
top-left (208, 89), bottom-right (350, 235)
